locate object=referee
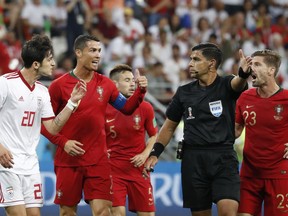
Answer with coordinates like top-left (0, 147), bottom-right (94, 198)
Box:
top-left (144, 43), bottom-right (252, 216)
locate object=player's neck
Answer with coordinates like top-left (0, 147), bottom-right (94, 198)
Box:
top-left (257, 83), bottom-right (280, 98)
top-left (20, 68), bottom-right (38, 86)
top-left (72, 68), bottom-right (94, 82)
top-left (198, 72), bottom-right (217, 87)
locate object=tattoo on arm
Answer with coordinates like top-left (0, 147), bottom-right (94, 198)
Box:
top-left (53, 114), bottom-right (62, 127)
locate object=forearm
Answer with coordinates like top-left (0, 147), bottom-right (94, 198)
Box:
top-left (149, 119), bottom-right (178, 158)
top-left (120, 87), bottom-right (146, 114)
top-left (43, 98), bottom-right (78, 135)
top-left (231, 76), bottom-right (248, 92)
top-left (144, 134), bottom-right (157, 155)
top-left (41, 124), bottom-right (68, 149)
top-left (235, 123), bottom-right (244, 139)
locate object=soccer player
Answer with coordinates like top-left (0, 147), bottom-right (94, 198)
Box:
top-left (0, 34), bottom-right (86, 216)
top-left (144, 43), bottom-right (252, 216)
top-left (106, 64), bottom-right (157, 216)
top-left (235, 49), bottom-right (288, 216)
top-left (41, 35), bottom-right (148, 216)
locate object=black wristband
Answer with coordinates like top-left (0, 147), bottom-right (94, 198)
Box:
top-left (238, 67), bottom-right (251, 79)
top-left (149, 142), bottom-right (165, 158)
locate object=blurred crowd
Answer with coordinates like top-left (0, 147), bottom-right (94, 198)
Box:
top-left (0, 0), bottom-right (288, 104)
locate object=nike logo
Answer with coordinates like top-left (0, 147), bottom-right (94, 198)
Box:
top-left (106, 119), bottom-right (115, 123)
top-left (246, 105), bottom-right (254, 109)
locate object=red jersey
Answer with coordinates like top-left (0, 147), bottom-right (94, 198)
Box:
top-left (235, 88), bottom-right (288, 179)
top-left (105, 101), bottom-right (158, 179)
top-left (42, 72), bottom-right (145, 167)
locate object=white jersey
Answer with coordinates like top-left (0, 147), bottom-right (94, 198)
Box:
top-left (0, 72), bottom-right (54, 174)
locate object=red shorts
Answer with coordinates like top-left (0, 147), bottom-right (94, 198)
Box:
top-left (239, 177), bottom-right (288, 216)
top-left (112, 176), bottom-right (155, 212)
top-left (54, 163), bottom-right (112, 206)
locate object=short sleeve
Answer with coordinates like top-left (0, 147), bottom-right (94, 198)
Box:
top-left (0, 77), bottom-right (8, 109)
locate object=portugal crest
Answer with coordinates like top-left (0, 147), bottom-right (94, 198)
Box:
top-left (274, 104), bottom-right (283, 120)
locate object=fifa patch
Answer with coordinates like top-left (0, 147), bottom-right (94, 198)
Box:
top-left (209, 100), bottom-right (223, 117)
top-left (153, 118), bottom-right (157, 127)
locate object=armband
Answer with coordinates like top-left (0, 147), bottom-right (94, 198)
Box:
top-left (66, 99), bottom-right (78, 111)
top-left (238, 67), bottom-right (251, 79)
top-left (149, 142), bottom-right (165, 158)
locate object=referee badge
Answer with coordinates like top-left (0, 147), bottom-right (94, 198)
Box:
top-left (209, 100), bottom-right (222, 117)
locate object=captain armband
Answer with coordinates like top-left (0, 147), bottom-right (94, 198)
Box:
top-left (149, 142), bottom-right (165, 158)
top-left (238, 67), bottom-right (251, 79)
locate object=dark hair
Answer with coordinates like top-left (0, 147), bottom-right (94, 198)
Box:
top-left (191, 43), bottom-right (223, 69)
top-left (251, 49), bottom-right (281, 76)
top-left (74, 34), bottom-right (100, 51)
top-left (21, 34), bottom-right (53, 68)
top-left (109, 64), bottom-right (132, 80)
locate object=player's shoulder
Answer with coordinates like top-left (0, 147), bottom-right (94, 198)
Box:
top-left (95, 72), bottom-right (113, 83)
top-left (141, 100), bottom-right (153, 108)
top-left (139, 101), bottom-right (154, 113)
top-left (242, 88), bottom-right (257, 96)
top-left (276, 88), bottom-right (288, 99)
top-left (1, 71), bottom-right (20, 80)
top-left (35, 80), bottom-right (49, 91)
top-left (237, 88), bottom-right (256, 103)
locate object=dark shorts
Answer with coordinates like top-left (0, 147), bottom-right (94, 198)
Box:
top-left (181, 147), bottom-right (240, 211)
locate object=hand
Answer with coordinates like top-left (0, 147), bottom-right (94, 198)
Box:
top-left (70, 79), bottom-right (87, 104)
top-left (130, 153), bottom-right (148, 167)
top-left (283, 143), bottom-right (288, 159)
top-left (135, 68), bottom-right (148, 89)
top-left (0, 144), bottom-right (14, 168)
top-left (64, 140), bottom-right (85, 157)
top-left (239, 49), bottom-right (252, 73)
top-left (142, 156), bottom-right (158, 178)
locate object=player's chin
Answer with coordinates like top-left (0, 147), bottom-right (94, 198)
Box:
top-left (41, 71), bottom-right (53, 77)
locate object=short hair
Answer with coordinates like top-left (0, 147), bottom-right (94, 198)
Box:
top-left (191, 43), bottom-right (223, 69)
top-left (251, 49), bottom-right (281, 75)
top-left (73, 34), bottom-right (100, 51)
top-left (21, 34), bottom-right (53, 68)
top-left (109, 64), bottom-right (132, 80)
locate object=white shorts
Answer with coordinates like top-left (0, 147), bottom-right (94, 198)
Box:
top-left (0, 171), bottom-right (43, 208)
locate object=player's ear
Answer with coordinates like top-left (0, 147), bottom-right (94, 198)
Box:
top-left (113, 80), bottom-right (118, 87)
top-left (75, 49), bottom-right (82, 57)
top-left (33, 61), bottom-right (40, 70)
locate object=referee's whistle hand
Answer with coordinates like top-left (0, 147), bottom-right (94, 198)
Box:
top-left (142, 156), bottom-right (158, 178)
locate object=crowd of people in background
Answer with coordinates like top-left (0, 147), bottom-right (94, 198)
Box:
top-left (0, 0), bottom-right (288, 105)
top-left (0, 0), bottom-right (287, 164)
